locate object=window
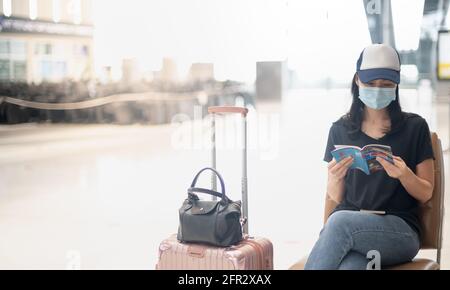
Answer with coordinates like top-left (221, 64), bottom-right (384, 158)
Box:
top-left (0, 41), bottom-right (10, 55)
top-left (40, 60), bottom-right (67, 80)
top-left (0, 60), bottom-right (10, 80)
top-left (392, 0), bottom-right (425, 50)
top-left (82, 45), bottom-right (89, 57)
top-left (13, 61), bottom-right (27, 81)
top-left (45, 44), bottom-right (52, 55)
top-left (74, 44), bottom-right (90, 57)
top-left (10, 41), bottom-right (27, 57)
top-left (34, 44), bottom-right (39, 55)
top-left (53, 61), bottom-right (67, 78)
top-left (1, 40), bottom-right (27, 58)
top-left (40, 60), bottom-right (53, 80)
top-left (35, 43), bottom-right (53, 55)
top-left (0, 40), bottom-right (27, 81)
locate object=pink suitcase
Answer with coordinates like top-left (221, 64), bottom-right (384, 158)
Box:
top-left (156, 234), bottom-right (273, 270)
top-left (156, 106), bottom-right (274, 270)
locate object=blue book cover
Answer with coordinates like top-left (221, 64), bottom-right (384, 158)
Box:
top-left (331, 144), bottom-right (394, 175)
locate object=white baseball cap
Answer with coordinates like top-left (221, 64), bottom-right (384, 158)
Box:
top-left (357, 43), bottom-right (401, 84)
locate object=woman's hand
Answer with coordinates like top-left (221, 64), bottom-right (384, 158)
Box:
top-left (376, 156), bottom-right (412, 180)
top-left (328, 156), bottom-right (354, 181)
top-left (326, 157), bottom-right (353, 204)
top-left (377, 155), bottom-right (434, 203)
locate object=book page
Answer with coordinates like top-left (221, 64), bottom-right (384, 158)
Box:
top-left (334, 145), bottom-right (362, 150)
top-left (361, 145), bottom-right (394, 174)
top-left (331, 148), bottom-right (370, 175)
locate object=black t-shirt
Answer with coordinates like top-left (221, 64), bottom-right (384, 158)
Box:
top-left (323, 112), bottom-right (435, 238)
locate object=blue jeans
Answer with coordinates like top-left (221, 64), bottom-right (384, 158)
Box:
top-left (304, 210), bottom-right (420, 270)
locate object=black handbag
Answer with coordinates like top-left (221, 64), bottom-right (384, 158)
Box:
top-left (177, 167), bottom-right (244, 247)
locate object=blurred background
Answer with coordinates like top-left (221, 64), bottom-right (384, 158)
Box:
top-left (0, 0), bottom-right (449, 269)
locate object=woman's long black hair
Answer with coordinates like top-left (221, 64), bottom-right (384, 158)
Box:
top-left (343, 73), bottom-right (405, 138)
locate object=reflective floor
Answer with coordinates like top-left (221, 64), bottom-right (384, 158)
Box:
top-left (0, 88), bottom-right (449, 270)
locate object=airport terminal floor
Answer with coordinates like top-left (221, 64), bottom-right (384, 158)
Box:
top-left (0, 88), bottom-right (449, 270)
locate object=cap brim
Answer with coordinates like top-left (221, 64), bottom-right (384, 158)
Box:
top-left (357, 68), bottom-right (400, 84)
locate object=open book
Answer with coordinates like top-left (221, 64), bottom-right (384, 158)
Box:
top-left (331, 144), bottom-right (394, 175)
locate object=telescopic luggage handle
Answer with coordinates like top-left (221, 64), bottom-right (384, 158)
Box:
top-left (208, 106), bottom-right (249, 117)
top-left (208, 106), bottom-right (249, 234)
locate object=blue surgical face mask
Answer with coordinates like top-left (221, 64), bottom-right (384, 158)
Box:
top-left (358, 87), bottom-right (397, 110)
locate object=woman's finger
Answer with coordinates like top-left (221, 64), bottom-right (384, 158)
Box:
top-left (335, 164), bottom-right (351, 177)
top-left (345, 156), bottom-right (354, 167)
top-left (393, 156), bottom-right (405, 165)
top-left (328, 159), bottom-right (337, 169)
top-left (377, 157), bottom-right (396, 171)
top-left (333, 157), bottom-right (353, 170)
top-left (332, 157), bottom-right (353, 175)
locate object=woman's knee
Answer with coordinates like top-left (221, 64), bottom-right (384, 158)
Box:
top-left (324, 211), bottom-right (357, 233)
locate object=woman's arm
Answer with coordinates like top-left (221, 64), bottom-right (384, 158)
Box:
top-left (327, 157), bottom-right (354, 203)
top-left (377, 156), bottom-right (435, 204)
top-left (327, 175), bottom-right (345, 204)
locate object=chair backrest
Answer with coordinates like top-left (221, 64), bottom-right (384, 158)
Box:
top-left (323, 132), bottom-right (445, 251)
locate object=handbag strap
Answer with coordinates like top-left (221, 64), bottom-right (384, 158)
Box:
top-left (189, 168), bottom-right (228, 201)
top-left (188, 187), bottom-right (228, 202)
